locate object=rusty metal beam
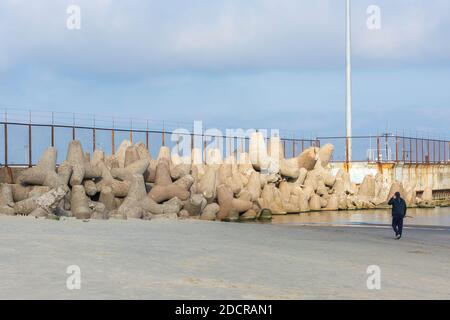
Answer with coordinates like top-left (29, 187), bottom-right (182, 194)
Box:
top-left (51, 126), bottom-right (55, 147)
top-left (433, 140), bottom-right (436, 163)
top-left (409, 138), bottom-right (412, 164)
top-left (4, 123), bottom-right (7, 167)
top-left (421, 139), bottom-right (424, 163)
top-left (377, 136), bottom-right (381, 163)
top-left (203, 139), bottom-right (207, 163)
top-left (439, 141), bottom-right (441, 163)
top-left (415, 139), bottom-right (418, 164)
top-left (402, 136), bottom-right (405, 161)
top-left (292, 141), bottom-right (295, 158)
top-left (28, 124), bottom-right (32, 167)
top-left (395, 135), bottom-right (399, 163)
top-left (111, 129), bottom-right (115, 155)
top-left (93, 128), bottom-right (96, 152)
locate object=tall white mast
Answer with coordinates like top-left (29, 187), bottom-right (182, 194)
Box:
top-left (345, 0), bottom-right (352, 161)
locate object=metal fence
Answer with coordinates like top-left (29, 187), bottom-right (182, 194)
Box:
top-left (0, 121), bottom-right (318, 167)
top-left (318, 134), bottom-right (450, 164)
top-left (0, 109), bottom-right (448, 166)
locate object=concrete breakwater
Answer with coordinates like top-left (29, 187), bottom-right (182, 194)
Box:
top-left (0, 133), bottom-right (448, 222)
top-left (331, 162), bottom-right (450, 196)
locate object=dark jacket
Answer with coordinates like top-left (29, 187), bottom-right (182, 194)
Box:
top-left (388, 197), bottom-right (407, 217)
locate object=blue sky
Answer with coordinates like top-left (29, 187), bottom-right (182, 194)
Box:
top-left (0, 0), bottom-right (449, 138)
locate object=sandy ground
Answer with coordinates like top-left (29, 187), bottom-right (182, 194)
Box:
top-left (0, 215), bottom-right (449, 299)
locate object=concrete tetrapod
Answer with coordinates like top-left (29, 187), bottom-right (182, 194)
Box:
top-left (148, 159), bottom-right (190, 203)
top-left (216, 184), bottom-right (253, 221)
top-left (0, 183), bottom-right (15, 215)
top-left (66, 140), bottom-right (101, 186)
top-left (17, 147), bottom-right (66, 189)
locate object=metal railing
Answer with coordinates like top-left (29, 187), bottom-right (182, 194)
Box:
top-left (0, 121), bottom-right (318, 167)
top-left (0, 109), bottom-right (448, 167)
top-left (318, 134), bottom-right (450, 164)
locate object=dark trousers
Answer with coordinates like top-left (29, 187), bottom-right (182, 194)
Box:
top-left (392, 216), bottom-right (404, 236)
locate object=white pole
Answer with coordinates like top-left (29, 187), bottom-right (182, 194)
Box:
top-left (345, 0), bottom-right (352, 161)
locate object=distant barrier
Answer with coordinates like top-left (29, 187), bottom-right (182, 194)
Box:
top-left (0, 121), bottom-right (318, 166)
top-left (318, 135), bottom-right (450, 164)
top-left (0, 109), bottom-right (448, 167)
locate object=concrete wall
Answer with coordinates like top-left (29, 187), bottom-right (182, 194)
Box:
top-left (330, 162), bottom-right (450, 191)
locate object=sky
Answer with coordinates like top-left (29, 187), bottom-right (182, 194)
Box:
top-left (0, 0), bottom-right (449, 139)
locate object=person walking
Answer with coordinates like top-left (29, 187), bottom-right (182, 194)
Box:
top-left (388, 191), bottom-right (407, 239)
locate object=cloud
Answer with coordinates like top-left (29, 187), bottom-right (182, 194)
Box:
top-left (353, 0), bottom-right (450, 64)
top-left (1, 0), bottom-right (449, 75)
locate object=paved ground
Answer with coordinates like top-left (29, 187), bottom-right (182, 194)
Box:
top-left (0, 215), bottom-right (449, 299)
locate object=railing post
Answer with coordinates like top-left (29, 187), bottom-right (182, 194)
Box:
top-left (111, 118), bottom-right (115, 155)
top-left (433, 140), bottom-right (436, 163)
top-left (28, 124), bottom-right (32, 167)
top-left (421, 139), bottom-right (424, 163)
top-left (292, 141), bottom-right (295, 158)
top-left (395, 135), bottom-right (398, 163)
top-left (51, 126), bottom-right (55, 147)
top-left (402, 136), bottom-right (405, 161)
top-left (227, 136), bottom-right (232, 158)
top-left (415, 139), bottom-right (418, 164)
top-left (377, 136), bottom-right (381, 163)
top-left (4, 123), bottom-right (8, 167)
top-left (111, 129), bottom-right (115, 155)
top-left (93, 128), bottom-right (96, 152)
top-left (438, 141), bottom-right (441, 163)
top-left (129, 119), bottom-right (133, 143)
top-left (93, 115), bottom-right (96, 152)
top-left (445, 141), bottom-right (448, 163)
top-left (409, 138), bottom-right (412, 164)
top-left (72, 113), bottom-right (75, 140)
top-left (447, 141), bottom-right (450, 163)
top-left (203, 138), bottom-right (207, 163)
top-left (385, 135), bottom-right (389, 162)
top-left (146, 120), bottom-right (149, 150)
top-left (51, 110), bottom-right (55, 148)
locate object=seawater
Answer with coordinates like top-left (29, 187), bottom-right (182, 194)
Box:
top-left (272, 207), bottom-right (450, 227)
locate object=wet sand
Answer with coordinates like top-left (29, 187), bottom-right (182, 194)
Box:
top-left (0, 211), bottom-right (449, 299)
